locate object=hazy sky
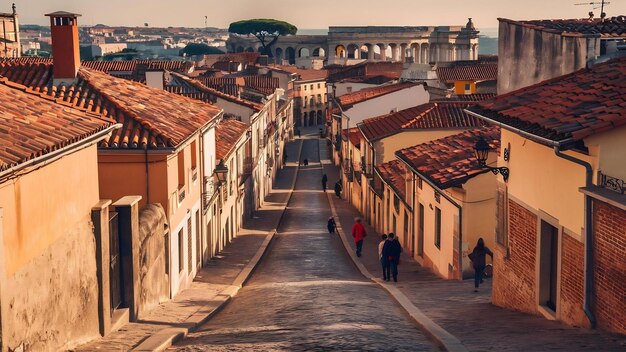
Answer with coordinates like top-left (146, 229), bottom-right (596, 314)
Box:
top-left (9, 0), bottom-right (626, 29)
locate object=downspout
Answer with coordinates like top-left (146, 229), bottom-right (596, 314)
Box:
top-left (398, 156), bottom-right (463, 279)
top-left (144, 146), bottom-right (150, 204)
top-left (554, 147), bottom-right (596, 328)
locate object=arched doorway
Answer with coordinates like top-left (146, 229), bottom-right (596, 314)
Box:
top-left (335, 45), bottom-right (346, 58)
top-left (309, 114), bottom-right (315, 126)
top-left (285, 47), bottom-right (296, 64)
top-left (303, 112), bottom-right (308, 126)
top-left (298, 47), bottom-right (310, 58)
top-left (347, 44), bottom-right (359, 59)
top-left (317, 110), bottom-right (323, 125)
top-left (275, 47), bottom-right (283, 63)
top-left (245, 47), bottom-right (254, 52)
top-left (236, 46), bottom-right (244, 53)
top-left (312, 47), bottom-right (326, 57)
top-left (359, 45), bottom-right (369, 60)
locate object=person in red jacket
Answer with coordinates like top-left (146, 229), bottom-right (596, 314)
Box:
top-left (351, 218), bottom-right (367, 257)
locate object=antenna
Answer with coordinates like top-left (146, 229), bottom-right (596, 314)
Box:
top-left (574, 0), bottom-right (610, 19)
top-left (204, 16), bottom-right (208, 32)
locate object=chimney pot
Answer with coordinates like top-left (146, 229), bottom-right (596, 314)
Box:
top-left (45, 11), bottom-right (82, 85)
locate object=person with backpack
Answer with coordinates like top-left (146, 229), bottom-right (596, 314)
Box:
top-left (382, 233), bottom-right (402, 282)
top-left (334, 180), bottom-right (342, 199)
top-left (351, 218), bottom-right (367, 257)
top-left (468, 237), bottom-right (493, 292)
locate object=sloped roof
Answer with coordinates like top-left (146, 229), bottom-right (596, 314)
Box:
top-left (342, 127), bottom-right (361, 147)
top-left (396, 126), bottom-right (500, 189)
top-left (268, 64), bottom-right (328, 81)
top-left (0, 81), bottom-right (113, 172)
top-left (499, 16), bottom-right (626, 38)
top-left (436, 62), bottom-right (498, 83)
top-left (376, 160), bottom-right (407, 202)
top-left (215, 119), bottom-right (249, 160)
top-left (337, 82), bottom-right (419, 109)
top-left (0, 61), bottom-right (222, 149)
top-left (467, 57), bottom-right (626, 145)
top-left (359, 102), bottom-right (487, 142)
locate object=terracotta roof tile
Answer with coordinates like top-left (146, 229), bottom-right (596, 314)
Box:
top-left (0, 61), bottom-right (222, 149)
top-left (342, 127), bottom-right (361, 147)
top-left (467, 57), bottom-right (626, 145)
top-left (376, 160), bottom-right (408, 202)
top-left (359, 102), bottom-right (488, 141)
top-left (499, 16), bottom-right (626, 37)
top-left (243, 75), bottom-right (280, 95)
top-left (0, 81), bottom-right (113, 171)
top-left (436, 62), bottom-right (498, 83)
top-left (215, 119), bottom-right (249, 160)
top-left (396, 126), bottom-right (500, 189)
top-left (337, 82), bottom-right (419, 109)
top-left (267, 64), bottom-right (328, 81)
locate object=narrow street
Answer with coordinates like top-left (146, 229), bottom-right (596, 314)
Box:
top-left (171, 132), bottom-right (438, 351)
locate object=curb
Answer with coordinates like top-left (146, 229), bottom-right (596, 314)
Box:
top-left (133, 139), bottom-right (304, 352)
top-left (318, 139), bottom-right (468, 352)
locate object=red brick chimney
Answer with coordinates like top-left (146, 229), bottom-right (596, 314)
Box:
top-left (45, 11), bottom-right (81, 84)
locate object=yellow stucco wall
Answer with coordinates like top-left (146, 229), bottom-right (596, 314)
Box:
top-left (501, 130), bottom-right (592, 236)
top-left (454, 80), bottom-right (476, 95)
top-left (0, 145), bottom-right (100, 276)
top-left (585, 125), bottom-right (626, 181)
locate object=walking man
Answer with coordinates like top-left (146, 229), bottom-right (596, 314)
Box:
top-left (327, 217), bottom-right (336, 234)
top-left (351, 218), bottom-right (367, 257)
top-left (469, 237), bottom-right (493, 292)
top-left (296, 128), bottom-right (301, 138)
top-left (379, 234), bottom-right (389, 280)
top-left (334, 180), bottom-right (342, 199)
top-left (382, 233), bottom-right (402, 282)
top-left (322, 174), bottom-right (328, 191)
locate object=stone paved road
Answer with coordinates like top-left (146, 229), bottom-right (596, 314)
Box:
top-left (171, 134), bottom-right (438, 351)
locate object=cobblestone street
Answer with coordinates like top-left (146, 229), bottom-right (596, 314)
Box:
top-left (172, 135), bottom-right (438, 351)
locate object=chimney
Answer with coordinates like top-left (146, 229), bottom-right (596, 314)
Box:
top-left (45, 11), bottom-right (81, 84)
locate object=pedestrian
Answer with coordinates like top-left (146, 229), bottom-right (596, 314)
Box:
top-left (382, 232), bottom-right (402, 282)
top-left (297, 128), bottom-right (301, 138)
top-left (351, 217), bottom-right (367, 257)
top-left (468, 237), bottom-right (493, 292)
top-left (379, 234), bottom-right (389, 280)
top-left (304, 158), bottom-right (308, 166)
top-left (322, 174), bottom-right (328, 191)
top-left (327, 217), bottom-right (336, 234)
top-left (334, 180), bottom-right (342, 199)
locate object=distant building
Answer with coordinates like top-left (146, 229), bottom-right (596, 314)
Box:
top-left (0, 4), bottom-right (20, 58)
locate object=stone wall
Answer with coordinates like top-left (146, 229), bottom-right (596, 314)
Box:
top-left (592, 200), bottom-right (626, 334)
top-left (137, 204), bottom-right (169, 318)
top-left (2, 215), bottom-right (100, 351)
top-left (492, 199), bottom-right (537, 314)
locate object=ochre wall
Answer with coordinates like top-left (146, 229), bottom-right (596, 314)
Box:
top-left (0, 145), bottom-right (100, 351)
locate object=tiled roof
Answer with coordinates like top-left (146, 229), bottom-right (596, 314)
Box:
top-left (499, 16), bottom-right (626, 37)
top-left (436, 62), bottom-right (498, 83)
top-left (359, 102), bottom-right (488, 141)
top-left (467, 57), bottom-right (626, 145)
top-left (201, 52), bottom-right (260, 68)
top-left (195, 77), bottom-right (239, 96)
top-left (0, 61), bottom-right (222, 149)
top-left (340, 75), bottom-right (398, 85)
top-left (168, 72), bottom-right (263, 111)
top-left (337, 82), bottom-right (419, 109)
top-left (268, 64), bottom-right (328, 81)
top-left (243, 75), bottom-right (280, 95)
top-left (376, 160), bottom-right (407, 201)
top-left (82, 60), bottom-right (193, 73)
top-left (0, 81), bottom-right (113, 172)
top-left (396, 126), bottom-right (500, 189)
top-left (327, 61), bottom-right (403, 83)
top-left (215, 118), bottom-right (249, 160)
top-left (342, 127), bottom-right (361, 147)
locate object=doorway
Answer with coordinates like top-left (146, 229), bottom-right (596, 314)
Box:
top-left (539, 220), bottom-right (559, 312)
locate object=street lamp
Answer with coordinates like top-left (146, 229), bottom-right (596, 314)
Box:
top-left (215, 159), bottom-right (229, 185)
top-left (474, 136), bottom-right (509, 182)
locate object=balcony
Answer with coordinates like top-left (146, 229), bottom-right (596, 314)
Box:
top-left (343, 160), bottom-right (354, 182)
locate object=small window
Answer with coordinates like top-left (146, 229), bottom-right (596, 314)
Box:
top-left (178, 229), bottom-right (184, 273)
top-left (304, 85), bottom-right (307, 91)
top-left (310, 84), bottom-right (314, 90)
top-left (434, 207), bottom-right (441, 249)
top-left (418, 177), bottom-right (423, 190)
top-left (464, 83), bottom-right (471, 91)
top-left (191, 141), bottom-right (197, 170)
top-left (393, 194), bottom-right (400, 213)
top-left (177, 150), bottom-right (185, 187)
top-left (317, 83), bottom-right (321, 89)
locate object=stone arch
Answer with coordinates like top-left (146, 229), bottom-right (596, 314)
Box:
top-left (309, 114), bottom-right (315, 126)
top-left (335, 45), bottom-right (347, 58)
top-left (275, 47), bottom-right (284, 63)
top-left (346, 44), bottom-right (359, 59)
top-left (420, 43), bottom-right (429, 64)
top-left (298, 47), bottom-right (310, 58)
top-left (303, 112), bottom-right (308, 126)
top-left (317, 110), bottom-right (323, 125)
top-left (236, 46), bottom-right (244, 53)
top-left (388, 43), bottom-right (398, 61)
top-left (245, 47), bottom-right (255, 52)
top-left (285, 47), bottom-right (296, 64)
top-left (312, 47), bottom-right (326, 57)
top-left (359, 44), bottom-right (370, 60)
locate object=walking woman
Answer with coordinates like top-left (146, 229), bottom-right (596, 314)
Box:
top-left (468, 238), bottom-right (493, 292)
top-left (327, 217), bottom-right (336, 234)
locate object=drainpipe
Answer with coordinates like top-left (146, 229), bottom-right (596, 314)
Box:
top-left (144, 146), bottom-right (150, 204)
top-left (554, 147), bottom-right (596, 328)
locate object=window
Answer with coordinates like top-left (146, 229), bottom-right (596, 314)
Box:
top-left (434, 207), bottom-right (441, 249)
top-left (392, 215), bottom-right (397, 235)
top-left (187, 217), bottom-right (192, 274)
top-left (191, 141), bottom-right (197, 170)
top-left (310, 84), bottom-right (314, 90)
top-left (178, 229), bottom-right (184, 273)
top-left (304, 85), bottom-right (307, 91)
top-left (317, 83), bottom-right (321, 89)
top-left (393, 194), bottom-right (400, 213)
top-left (418, 177), bottom-right (423, 190)
top-left (177, 150), bottom-right (185, 187)
top-left (464, 83), bottom-right (471, 91)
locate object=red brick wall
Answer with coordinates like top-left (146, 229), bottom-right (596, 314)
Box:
top-left (559, 232), bottom-right (586, 327)
top-left (493, 199), bottom-right (537, 313)
top-left (593, 200), bottom-right (626, 334)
